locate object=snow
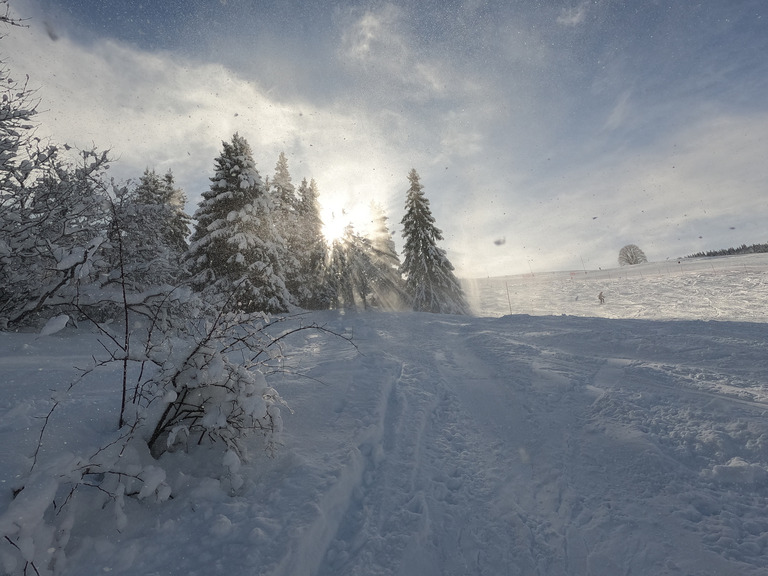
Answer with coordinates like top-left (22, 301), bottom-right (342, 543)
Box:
top-left (38, 315), bottom-right (70, 337)
top-left (464, 253), bottom-right (768, 322)
top-left (3, 253), bottom-right (768, 575)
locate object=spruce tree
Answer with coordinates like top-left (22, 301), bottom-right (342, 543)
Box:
top-left (367, 202), bottom-right (407, 310)
top-left (325, 224), bottom-right (367, 310)
top-left (325, 220), bottom-right (406, 311)
top-left (292, 177), bottom-right (330, 308)
top-left (186, 133), bottom-right (290, 314)
top-left (106, 168), bottom-right (190, 291)
top-left (270, 152), bottom-right (299, 302)
top-left (399, 169), bottom-right (469, 315)
top-left (135, 169), bottom-right (190, 256)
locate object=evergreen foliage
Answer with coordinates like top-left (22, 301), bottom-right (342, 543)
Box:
top-left (325, 226), bottom-right (359, 309)
top-left (324, 208), bottom-right (407, 312)
top-left (186, 133), bottom-right (290, 314)
top-left (687, 242), bottom-right (768, 258)
top-left (292, 177), bottom-right (331, 308)
top-left (134, 168), bottom-right (190, 256)
top-left (105, 168), bottom-right (190, 291)
top-left (270, 152), bottom-right (300, 303)
top-left (399, 169), bottom-right (468, 315)
top-left (0, 12), bottom-right (333, 574)
top-left (367, 202), bottom-right (407, 310)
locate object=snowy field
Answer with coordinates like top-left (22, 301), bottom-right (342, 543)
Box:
top-left (3, 253), bottom-right (768, 575)
top-left (465, 253), bottom-right (768, 322)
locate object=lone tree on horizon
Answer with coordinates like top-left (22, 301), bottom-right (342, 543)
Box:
top-left (618, 244), bottom-right (648, 266)
top-left (400, 169), bottom-right (469, 315)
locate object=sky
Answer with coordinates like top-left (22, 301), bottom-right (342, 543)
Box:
top-left (3, 0), bottom-right (768, 277)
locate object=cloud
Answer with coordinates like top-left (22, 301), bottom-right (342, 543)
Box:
top-left (337, 3), bottom-right (451, 103)
top-left (340, 3), bottom-right (406, 63)
top-left (4, 12), bottom-right (411, 225)
top-left (518, 111), bottom-right (768, 269)
top-left (557, 3), bottom-right (590, 27)
top-left (603, 90), bottom-right (633, 131)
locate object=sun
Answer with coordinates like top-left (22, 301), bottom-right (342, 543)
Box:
top-left (320, 199), bottom-right (377, 246)
top-left (321, 207), bottom-right (350, 245)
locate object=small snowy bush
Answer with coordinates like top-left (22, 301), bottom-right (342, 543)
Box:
top-left (0, 299), bottom-right (303, 575)
top-left (142, 310), bottom-right (291, 459)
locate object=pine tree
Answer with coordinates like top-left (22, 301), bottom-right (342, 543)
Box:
top-left (399, 169), bottom-right (469, 315)
top-left (186, 133), bottom-right (290, 314)
top-left (366, 202), bottom-right (406, 310)
top-left (270, 152), bottom-right (299, 302)
top-left (325, 221), bottom-right (405, 311)
top-left (325, 224), bottom-right (368, 310)
top-left (292, 177), bottom-right (331, 308)
top-left (106, 168), bottom-right (191, 291)
top-left (136, 169), bottom-right (190, 256)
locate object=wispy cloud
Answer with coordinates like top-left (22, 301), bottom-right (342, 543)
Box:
top-left (604, 90), bottom-right (633, 131)
top-left (340, 3), bottom-right (406, 63)
top-left (337, 3), bottom-right (451, 103)
top-left (557, 2), bottom-right (590, 27)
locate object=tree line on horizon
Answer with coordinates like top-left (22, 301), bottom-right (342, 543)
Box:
top-left (686, 243), bottom-right (768, 259)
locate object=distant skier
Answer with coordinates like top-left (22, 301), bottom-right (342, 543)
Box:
top-left (598, 291), bottom-right (605, 304)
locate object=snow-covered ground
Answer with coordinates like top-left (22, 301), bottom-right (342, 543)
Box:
top-left (465, 252), bottom-right (768, 322)
top-left (3, 254), bottom-right (768, 575)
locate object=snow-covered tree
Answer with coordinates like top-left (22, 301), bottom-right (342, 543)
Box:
top-left (325, 224), bottom-right (365, 309)
top-left (0, 55), bottom-right (38, 190)
top-left (0, 11), bottom-right (121, 327)
top-left (134, 168), bottom-right (190, 255)
top-left (367, 202), bottom-right (407, 310)
top-left (270, 152), bottom-right (297, 235)
top-left (292, 177), bottom-right (331, 309)
top-left (186, 133), bottom-right (290, 314)
top-left (618, 244), bottom-right (648, 266)
top-left (0, 29), bottom-right (40, 322)
top-left (324, 219), bottom-right (406, 311)
top-left (270, 152), bottom-right (300, 302)
top-left (104, 169), bottom-right (190, 291)
top-left (1, 147), bottom-right (112, 326)
top-left (399, 169), bottom-right (469, 315)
